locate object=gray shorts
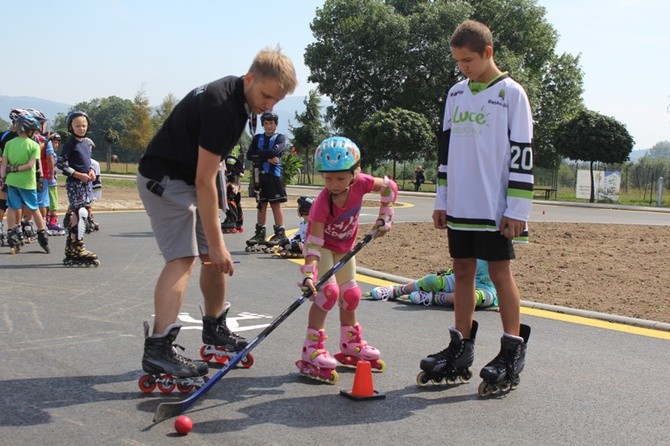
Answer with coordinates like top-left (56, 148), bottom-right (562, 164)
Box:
top-left (137, 172), bottom-right (208, 262)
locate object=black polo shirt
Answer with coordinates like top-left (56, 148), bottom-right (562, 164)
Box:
top-left (139, 76), bottom-right (249, 185)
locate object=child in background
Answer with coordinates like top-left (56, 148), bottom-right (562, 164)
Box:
top-left (84, 137), bottom-right (101, 232)
top-left (220, 144), bottom-right (245, 234)
top-left (45, 133), bottom-right (66, 235)
top-left (278, 196), bottom-right (312, 258)
top-left (0, 114), bottom-right (50, 254)
top-left (369, 259), bottom-right (498, 309)
top-left (296, 136), bottom-right (397, 384)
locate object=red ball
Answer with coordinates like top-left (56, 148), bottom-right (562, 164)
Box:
top-left (174, 415), bottom-right (193, 435)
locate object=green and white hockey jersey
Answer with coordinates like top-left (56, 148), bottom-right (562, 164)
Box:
top-left (434, 74), bottom-right (533, 242)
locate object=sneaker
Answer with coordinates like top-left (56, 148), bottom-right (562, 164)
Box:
top-left (409, 291), bottom-right (434, 306)
top-left (370, 285), bottom-right (403, 301)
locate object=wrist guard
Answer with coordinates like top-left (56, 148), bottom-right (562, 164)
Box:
top-left (378, 176), bottom-right (398, 231)
top-left (298, 263), bottom-right (318, 288)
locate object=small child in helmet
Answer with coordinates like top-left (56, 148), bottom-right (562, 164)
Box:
top-left (296, 136), bottom-right (398, 384)
top-left (57, 111), bottom-right (99, 265)
top-left (368, 259), bottom-right (498, 309)
top-left (278, 196), bottom-right (313, 258)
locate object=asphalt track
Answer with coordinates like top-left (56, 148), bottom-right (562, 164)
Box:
top-left (1, 191), bottom-right (669, 445)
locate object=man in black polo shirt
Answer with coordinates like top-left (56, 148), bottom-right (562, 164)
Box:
top-left (136, 47), bottom-right (297, 386)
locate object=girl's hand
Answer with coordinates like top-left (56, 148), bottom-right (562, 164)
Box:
top-left (372, 219), bottom-right (387, 238)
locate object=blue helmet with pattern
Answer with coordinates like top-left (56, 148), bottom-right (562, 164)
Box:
top-left (314, 136), bottom-right (361, 172)
top-left (15, 114), bottom-right (41, 133)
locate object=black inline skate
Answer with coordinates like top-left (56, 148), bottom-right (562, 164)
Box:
top-left (63, 236), bottom-right (100, 267)
top-left (278, 239), bottom-right (303, 258)
top-left (258, 225), bottom-right (289, 253)
top-left (139, 321), bottom-right (209, 394)
top-left (417, 320), bottom-right (478, 387)
top-left (478, 324), bottom-right (531, 397)
top-left (200, 304), bottom-right (253, 367)
top-left (0, 222), bottom-right (5, 247)
top-left (21, 217), bottom-right (36, 243)
top-left (37, 228), bottom-right (49, 253)
top-left (85, 216), bottom-right (100, 233)
top-left (7, 228), bottom-right (21, 254)
top-left (245, 224), bottom-right (267, 252)
top-left (220, 216), bottom-right (239, 234)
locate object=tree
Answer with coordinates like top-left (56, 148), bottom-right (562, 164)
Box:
top-left (306, 0), bottom-right (584, 168)
top-left (532, 53), bottom-right (585, 169)
top-left (153, 93), bottom-right (178, 132)
top-left (647, 140), bottom-right (670, 159)
top-left (121, 88), bottom-right (153, 152)
top-left (306, 0), bottom-right (468, 143)
top-left (554, 109), bottom-right (634, 202)
top-left (289, 91), bottom-right (329, 183)
top-left (359, 107), bottom-right (435, 177)
top-left (52, 96), bottom-right (133, 159)
top-left (0, 117), bottom-right (9, 132)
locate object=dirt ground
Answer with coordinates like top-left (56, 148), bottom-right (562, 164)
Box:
top-left (86, 184), bottom-right (670, 324)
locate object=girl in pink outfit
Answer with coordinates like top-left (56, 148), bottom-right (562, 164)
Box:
top-left (295, 136), bottom-right (398, 384)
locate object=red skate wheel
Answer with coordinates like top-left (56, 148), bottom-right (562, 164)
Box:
top-left (138, 375), bottom-right (156, 393)
top-left (199, 345), bottom-right (214, 362)
top-left (240, 354), bottom-right (254, 368)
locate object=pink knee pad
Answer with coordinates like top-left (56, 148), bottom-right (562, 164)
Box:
top-left (314, 281), bottom-right (339, 311)
top-left (339, 280), bottom-right (361, 311)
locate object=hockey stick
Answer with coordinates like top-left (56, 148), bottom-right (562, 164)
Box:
top-left (153, 230), bottom-right (378, 422)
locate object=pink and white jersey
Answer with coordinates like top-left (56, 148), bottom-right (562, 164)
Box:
top-left (308, 172), bottom-right (375, 254)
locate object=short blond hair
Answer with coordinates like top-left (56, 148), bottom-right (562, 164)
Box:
top-left (248, 46), bottom-right (298, 95)
top-left (450, 20), bottom-right (493, 56)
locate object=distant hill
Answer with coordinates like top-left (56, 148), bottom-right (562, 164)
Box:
top-left (628, 149), bottom-right (649, 162)
top-left (0, 96), bottom-right (72, 123)
top-left (0, 94), bottom-right (329, 139)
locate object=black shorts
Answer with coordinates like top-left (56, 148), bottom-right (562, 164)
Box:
top-left (447, 228), bottom-right (515, 261)
top-left (258, 173), bottom-right (287, 203)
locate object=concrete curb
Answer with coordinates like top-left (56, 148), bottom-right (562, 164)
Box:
top-left (357, 267), bottom-right (670, 333)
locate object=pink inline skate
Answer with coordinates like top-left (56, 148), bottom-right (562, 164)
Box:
top-left (334, 324), bottom-right (386, 372)
top-left (295, 328), bottom-right (339, 384)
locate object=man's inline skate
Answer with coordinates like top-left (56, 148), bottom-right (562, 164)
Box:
top-left (334, 323), bottom-right (386, 371)
top-left (477, 324), bottom-right (530, 397)
top-left (36, 228), bottom-right (49, 253)
top-left (63, 236), bottom-right (100, 267)
top-left (417, 320), bottom-right (478, 386)
top-left (6, 228), bottom-right (22, 254)
top-left (0, 222), bottom-right (5, 247)
top-left (245, 224), bottom-right (267, 252)
top-left (199, 303), bottom-right (253, 367)
top-left (139, 321), bottom-right (209, 394)
top-left (296, 328), bottom-right (339, 384)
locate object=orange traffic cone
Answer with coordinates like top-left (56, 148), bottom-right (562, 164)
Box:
top-left (339, 360), bottom-right (385, 400)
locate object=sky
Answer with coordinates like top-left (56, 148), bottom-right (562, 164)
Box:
top-left (1, 0), bottom-right (668, 150)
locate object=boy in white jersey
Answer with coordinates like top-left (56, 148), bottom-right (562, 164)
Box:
top-left (418, 20), bottom-right (533, 397)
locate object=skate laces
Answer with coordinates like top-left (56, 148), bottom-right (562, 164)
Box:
top-left (409, 291), bottom-right (432, 306)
